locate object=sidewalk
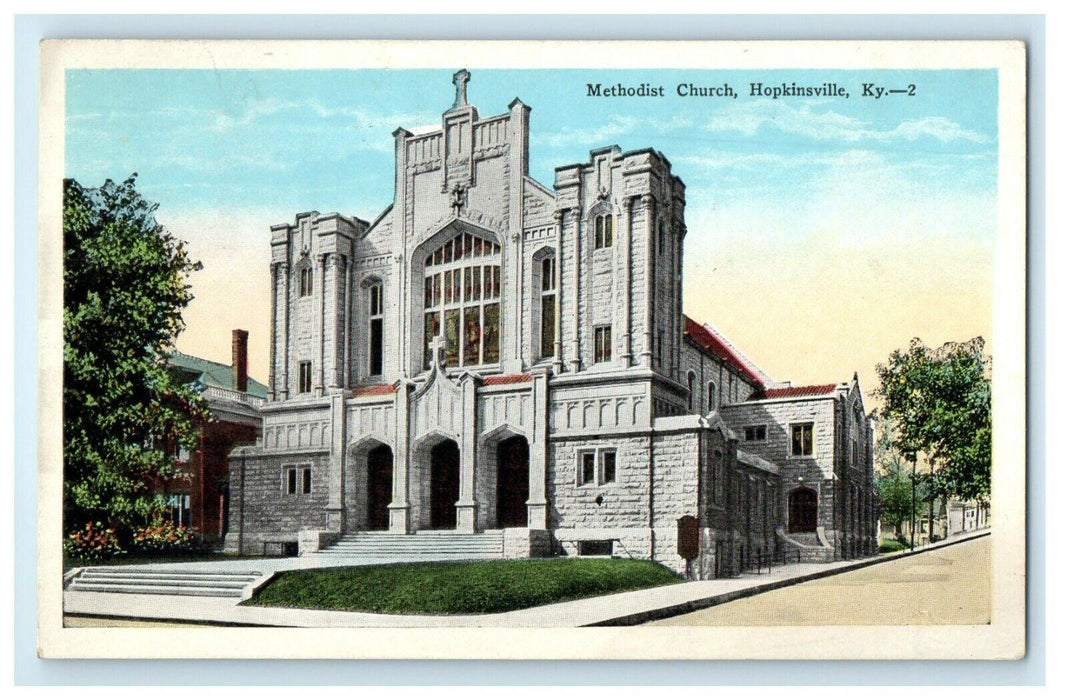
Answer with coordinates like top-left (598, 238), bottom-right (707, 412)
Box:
top-left (63, 529), bottom-right (990, 628)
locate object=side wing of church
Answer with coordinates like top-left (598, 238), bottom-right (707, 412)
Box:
top-left (224, 71), bottom-right (878, 578)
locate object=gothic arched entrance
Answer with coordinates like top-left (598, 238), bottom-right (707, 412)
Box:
top-left (366, 444), bottom-right (393, 531)
top-left (430, 440), bottom-right (461, 529)
top-left (788, 487), bottom-right (819, 533)
top-left (496, 435), bottom-right (529, 528)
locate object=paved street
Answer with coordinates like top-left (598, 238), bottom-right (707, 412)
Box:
top-left (648, 536), bottom-right (990, 626)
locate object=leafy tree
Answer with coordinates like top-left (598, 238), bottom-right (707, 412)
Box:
top-left (875, 337), bottom-right (991, 502)
top-left (63, 175), bottom-right (206, 542)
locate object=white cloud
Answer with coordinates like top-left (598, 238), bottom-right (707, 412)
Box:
top-left (704, 101), bottom-right (988, 144)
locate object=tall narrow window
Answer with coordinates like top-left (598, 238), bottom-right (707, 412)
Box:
top-left (540, 256), bottom-right (557, 359)
top-left (368, 282), bottom-right (384, 376)
top-left (302, 467), bottom-right (312, 495)
top-left (298, 361), bottom-right (313, 394)
top-left (423, 230), bottom-right (501, 369)
top-left (658, 220), bottom-right (666, 256)
top-left (594, 213), bottom-right (614, 249)
top-left (708, 381), bottom-right (717, 411)
top-left (687, 372), bottom-right (696, 411)
top-left (594, 325), bottom-right (612, 364)
top-left (299, 266), bottom-right (313, 297)
top-left (791, 423), bottom-right (815, 457)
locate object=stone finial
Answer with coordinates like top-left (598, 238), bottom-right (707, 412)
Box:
top-left (452, 69), bottom-right (471, 109)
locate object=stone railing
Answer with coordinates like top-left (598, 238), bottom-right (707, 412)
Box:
top-left (202, 385), bottom-right (265, 408)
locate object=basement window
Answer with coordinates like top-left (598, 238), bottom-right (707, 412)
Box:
top-left (577, 540), bottom-right (613, 556)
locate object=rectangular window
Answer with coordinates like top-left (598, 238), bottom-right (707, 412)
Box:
top-left (580, 452), bottom-right (596, 486)
top-left (578, 449), bottom-right (617, 486)
top-left (594, 215), bottom-right (614, 249)
top-left (482, 303), bottom-right (500, 364)
top-left (791, 423), bottom-right (815, 457)
top-left (540, 295), bottom-right (556, 358)
top-left (744, 425), bottom-right (767, 442)
top-left (298, 361), bottom-right (312, 393)
top-left (594, 325), bottom-right (612, 363)
top-left (299, 267), bottom-right (313, 297)
top-left (369, 318), bottom-right (384, 375)
top-left (602, 450), bottom-right (616, 483)
top-left (286, 468), bottom-right (297, 495)
top-left (540, 257), bottom-right (557, 359)
top-left (302, 467), bottom-right (312, 495)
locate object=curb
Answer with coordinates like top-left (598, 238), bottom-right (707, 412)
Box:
top-left (587, 530), bottom-right (991, 626)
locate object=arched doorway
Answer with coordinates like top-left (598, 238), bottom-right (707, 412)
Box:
top-left (496, 435), bottom-right (529, 528)
top-left (430, 440), bottom-right (461, 529)
top-left (366, 445), bottom-right (393, 531)
top-left (788, 487), bottom-right (818, 533)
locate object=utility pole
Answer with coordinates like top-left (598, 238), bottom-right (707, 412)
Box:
top-left (910, 454), bottom-right (917, 551)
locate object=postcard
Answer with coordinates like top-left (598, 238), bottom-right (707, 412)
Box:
top-left (37, 39), bottom-right (1026, 659)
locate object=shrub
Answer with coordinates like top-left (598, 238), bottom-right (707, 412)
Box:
top-left (129, 518), bottom-right (199, 554)
top-left (64, 521), bottom-right (124, 563)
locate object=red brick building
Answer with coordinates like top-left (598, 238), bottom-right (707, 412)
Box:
top-left (162, 330), bottom-right (265, 543)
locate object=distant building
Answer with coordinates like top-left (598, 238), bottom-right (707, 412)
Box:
top-left (224, 71), bottom-right (878, 576)
top-left (159, 330), bottom-right (266, 542)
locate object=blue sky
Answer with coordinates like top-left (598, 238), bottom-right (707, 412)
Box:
top-left (64, 68), bottom-right (999, 390)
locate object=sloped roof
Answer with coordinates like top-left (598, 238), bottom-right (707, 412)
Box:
top-left (748, 383), bottom-right (839, 401)
top-left (167, 352), bottom-right (268, 399)
top-left (683, 316), bottom-right (767, 389)
top-left (351, 383), bottom-right (397, 397)
top-left (483, 374), bottom-right (533, 386)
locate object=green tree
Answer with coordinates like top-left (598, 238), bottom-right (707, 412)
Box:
top-left (63, 175), bottom-right (206, 541)
top-left (875, 337), bottom-right (992, 502)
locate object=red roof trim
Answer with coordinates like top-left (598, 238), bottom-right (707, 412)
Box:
top-left (683, 316), bottom-right (765, 389)
top-left (483, 374), bottom-right (533, 386)
top-left (351, 383), bottom-right (397, 397)
top-left (749, 384), bottom-right (838, 401)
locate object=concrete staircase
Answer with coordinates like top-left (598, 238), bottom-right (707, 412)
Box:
top-left (776, 528), bottom-right (835, 563)
top-left (314, 531), bottom-right (505, 562)
top-left (66, 567), bottom-right (262, 598)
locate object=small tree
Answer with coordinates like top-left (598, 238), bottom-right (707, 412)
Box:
top-left (63, 175), bottom-right (206, 544)
top-left (875, 337), bottom-right (992, 503)
top-left (874, 419), bottom-right (927, 543)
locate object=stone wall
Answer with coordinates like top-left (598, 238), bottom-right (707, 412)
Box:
top-left (223, 448), bottom-right (331, 554)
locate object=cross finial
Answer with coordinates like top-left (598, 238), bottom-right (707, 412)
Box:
top-left (429, 335), bottom-right (448, 368)
top-left (452, 69), bottom-right (471, 109)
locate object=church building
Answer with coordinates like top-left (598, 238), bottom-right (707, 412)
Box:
top-left (224, 70), bottom-right (878, 578)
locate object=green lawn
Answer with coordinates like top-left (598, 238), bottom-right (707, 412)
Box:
top-left (244, 558), bottom-right (684, 615)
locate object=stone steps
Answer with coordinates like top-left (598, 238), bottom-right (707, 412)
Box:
top-left (315, 531), bottom-right (505, 559)
top-left (67, 568), bottom-right (261, 598)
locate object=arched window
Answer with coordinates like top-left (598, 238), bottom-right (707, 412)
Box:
top-left (367, 281), bottom-right (384, 376)
top-left (423, 230), bottom-right (501, 369)
top-left (539, 255), bottom-right (557, 359)
top-left (594, 213), bottom-right (614, 249)
top-left (687, 371), bottom-right (696, 411)
top-left (707, 381), bottom-right (717, 411)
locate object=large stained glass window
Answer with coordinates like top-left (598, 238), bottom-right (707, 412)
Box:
top-left (423, 230), bottom-right (502, 369)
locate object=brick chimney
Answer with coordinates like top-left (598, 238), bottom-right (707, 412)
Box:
top-left (232, 329), bottom-right (249, 393)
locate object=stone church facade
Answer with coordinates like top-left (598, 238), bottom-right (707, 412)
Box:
top-left (224, 71), bottom-right (878, 577)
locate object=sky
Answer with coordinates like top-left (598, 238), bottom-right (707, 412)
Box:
top-left (65, 68), bottom-right (998, 400)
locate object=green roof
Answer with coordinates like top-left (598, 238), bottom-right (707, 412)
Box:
top-left (167, 351), bottom-right (269, 399)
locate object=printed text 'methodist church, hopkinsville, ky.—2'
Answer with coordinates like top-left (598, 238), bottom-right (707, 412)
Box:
top-left (224, 70), bottom-right (878, 578)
